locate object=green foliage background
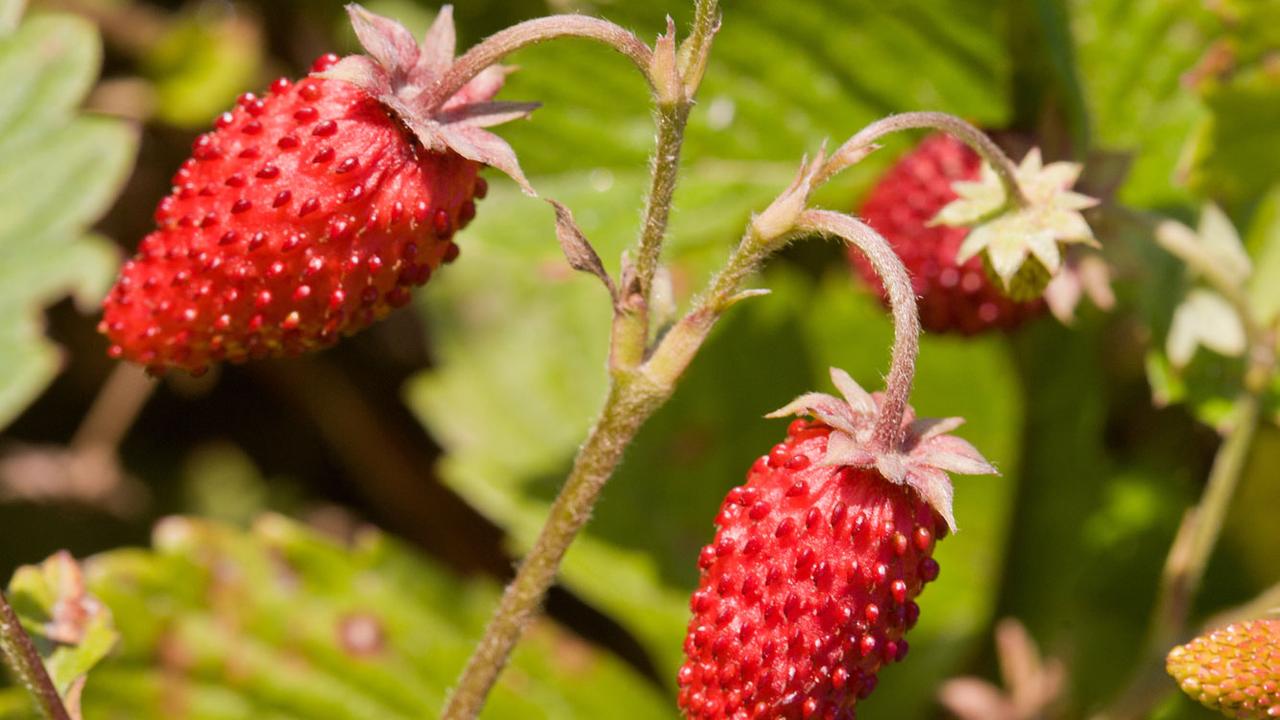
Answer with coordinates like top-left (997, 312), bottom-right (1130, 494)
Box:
top-left (1, 0), bottom-right (1277, 718)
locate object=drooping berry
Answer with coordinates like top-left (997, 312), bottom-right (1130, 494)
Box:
top-left (99, 6), bottom-right (534, 374)
top-left (852, 133), bottom-right (1043, 335)
top-left (678, 368), bottom-right (996, 719)
top-left (1167, 619), bottom-right (1280, 719)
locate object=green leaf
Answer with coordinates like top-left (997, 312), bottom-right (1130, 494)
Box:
top-left (1179, 2), bottom-right (1280, 214)
top-left (1185, 65), bottom-right (1280, 214)
top-left (1069, 0), bottom-right (1215, 208)
top-left (0, 12), bottom-right (137, 430)
top-left (496, 0), bottom-right (1010, 184)
top-left (1245, 184), bottom-right (1280, 324)
top-left (3, 516), bottom-right (671, 720)
top-left (143, 9), bottom-right (263, 128)
top-left (5, 551), bottom-right (119, 717)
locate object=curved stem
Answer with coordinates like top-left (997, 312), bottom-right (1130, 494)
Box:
top-left (645, 210), bottom-right (921, 454)
top-left (794, 210), bottom-right (920, 449)
top-left (820, 111), bottom-right (1029, 208)
top-left (1092, 390), bottom-right (1263, 720)
top-left (427, 16), bottom-right (653, 109)
top-left (440, 376), bottom-right (667, 720)
top-left (0, 591), bottom-right (71, 720)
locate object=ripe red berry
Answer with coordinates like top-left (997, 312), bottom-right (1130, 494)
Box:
top-left (1167, 619), bottom-right (1280, 719)
top-left (851, 133), bottom-right (1043, 335)
top-left (679, 369), bottom-right (995, 719)
top-left (99, 7), bottom-right (533, 374)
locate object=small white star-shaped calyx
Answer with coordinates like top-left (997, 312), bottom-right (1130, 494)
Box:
top-left (933, 148), bottom-right (1099, 290)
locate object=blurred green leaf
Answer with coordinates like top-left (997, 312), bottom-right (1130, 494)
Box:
top-left (1245, 185), bottom-right (1280, 325)
top-left (1185, 64), bottom-right (1280, 214)
top-left (498, 0), bottom-right (1011, 191)
top-left (0, 1), bottom-right (23, 35)
top-left (4, 515), bottom-right (671, 720)
top-left (0, 11), bottom-right (136, 430)
top-left (144, 8), bottom-right (263, 128)
top-left (1178, 1), bottom-right (1280, 214)
top-left (1070, 0), bottom-right (1214, 208)
top-left (1221, 424), bottom-right (1280, 594)
top-left (6, 551), bottom-right (119, 717)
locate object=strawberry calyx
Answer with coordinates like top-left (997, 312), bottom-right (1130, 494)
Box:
top-left (321, 4), bottom-right (538, 194)
top-left (766, 367), bottom-right (997, 532)
top-left (932, 147), bottom-right (1099, 300)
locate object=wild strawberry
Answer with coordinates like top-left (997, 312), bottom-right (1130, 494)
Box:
top-left (851, 133), bottom-right (1043, 335)
top-left (678, 368), bottom-right (996, 719)
top-left (1167, 619), bottom-right (1280, 719)
top-left (100, 6), bottom-right (534, 374)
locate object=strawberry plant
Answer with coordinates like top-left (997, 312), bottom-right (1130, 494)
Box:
top-left (1, 1), bottom-right (1278, 719)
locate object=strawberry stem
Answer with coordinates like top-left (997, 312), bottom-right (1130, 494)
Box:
top-left (821, 111), bottom-right (1030, 209)
top-left (794, 211), bottom-right (920, 450)
top-left (442, 5), bottom-right (720, 718)
top-left (425, 15), bottom-right (654, 110)
top-left (1094, 389), bottom-right (1267, 720)
top-left (0, 590), bottom-right (72, 720)
top-left (440, 375), bottom-right (669, 720)
top-left (615, 0), bottom-right (718, 372)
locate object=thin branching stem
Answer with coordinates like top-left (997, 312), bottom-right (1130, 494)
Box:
top-left (440, 377), bottom-right (668, 720)
top-left (442, 2), bottom-right (721, 717)
top-left (0, 591), bottom-right (71, 720)
top-left (820, 111), bottom-right (1029, 208)
top-left (1093, 387), bottom-right (1267, 720)
top-left (427, 16), bottom-right (653, 109)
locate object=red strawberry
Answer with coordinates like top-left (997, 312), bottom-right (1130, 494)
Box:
top-left (100, 6), bottom-right (534, 374)
top-left (1167, 619), bottom-right (1280, 719)
top-left (678, 368), bottom-right (996, 719)
top-left (852, 133), bottom-right (1043, 335)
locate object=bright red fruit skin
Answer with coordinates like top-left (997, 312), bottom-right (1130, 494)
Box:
top-left (853, 133), bottom-right (1042, 335)
top-left (678, 419), bottom-right (944, 720)
top-left (100, 56), bottom-right (486, 374)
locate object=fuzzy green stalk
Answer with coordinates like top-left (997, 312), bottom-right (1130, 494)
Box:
top-left (0, 590), bottom-right (71, 720)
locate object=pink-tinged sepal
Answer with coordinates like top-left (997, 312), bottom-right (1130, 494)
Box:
top-left (768, 366), bottom-right (997, 531)
top-left (347, 4), bottom-right (420, 82)
top-left (415, 5), bottom-right (456, 80)
top-left (908, 428), bottom-right (998, 477)
top-left (323, 4), bottom-right (537, 195)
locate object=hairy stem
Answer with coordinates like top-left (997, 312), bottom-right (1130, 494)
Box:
top-left (427, 16), bottom-right (653, 109)
top-left (794, 211), bottom-right (920, 449)
top-left (615, 0), bottom-right (718, 370)
top-left (630, 104), bottom-right (691, 311)
top-left (645, 210), bottom-right (921, 451)
top-left (0, 591), bottom-right (71, 720)
top-left (441, 3), bottom-right (723, 716)
top-left (440, 375), bottom-right (667, 720)
top-left (1092, 390), bottom-right (1263, 720)
top-left (612, 102), bottom-right (690, 371)
top-left (821, 111), bottom-right (1029, 208)
top-left (680, 0), bottom-right (719, 91)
